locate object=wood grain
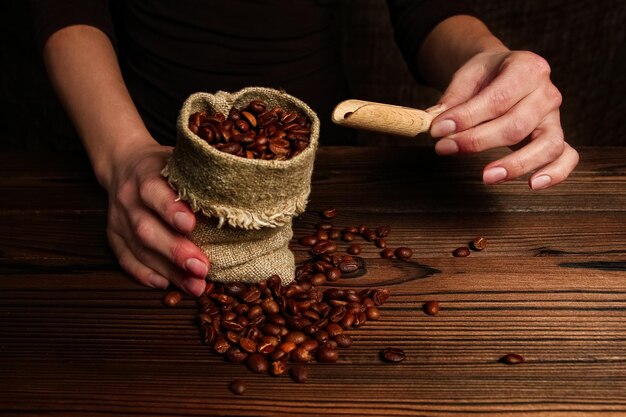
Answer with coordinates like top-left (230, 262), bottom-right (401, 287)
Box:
top-left (1, 148), bottom-right (625, 416)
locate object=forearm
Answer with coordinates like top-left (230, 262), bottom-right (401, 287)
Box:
top-left (43, 24), bottom-right (154, 188)
top-left (417, 15), bottom-right (509, 91)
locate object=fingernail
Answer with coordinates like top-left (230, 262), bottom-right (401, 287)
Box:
top-left (147, 273), bottom-right (169, 289)
top-left (183, 278), bottom-right (206, 298)
top-left (430, 119), bottom-right (456, 138)
top-left (483, 167), bottom-right (508, 184)
top-left (435, 138), bottom-right (459, 155)
top-left (531, 174), bottom-right (552, 190)
top-left (185, 258), bottom-right (208, 278)
top-left (173, 212), bottom-right (194, 233)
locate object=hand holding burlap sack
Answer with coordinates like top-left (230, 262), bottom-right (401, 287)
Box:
top-left (162, 87), bottom-right (319, 285)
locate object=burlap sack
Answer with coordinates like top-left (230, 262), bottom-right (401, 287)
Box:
top-left (162, 87), bottom-right (319, 285)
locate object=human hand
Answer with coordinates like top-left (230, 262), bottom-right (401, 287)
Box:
top-left (429, 50), bottom-right (579, 190)
top-left (104, 142), bottom-right (210, 297)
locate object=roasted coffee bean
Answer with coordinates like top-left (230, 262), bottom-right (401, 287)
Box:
top-left (313, 330), bottom-right (329, 343)
top-left (213, 336), bottom-right (230, 354)
top-left (285, 331), bottom-right (307, 345)
top-left (247, 100), bottom-right (266, 114)
top-left (239, 337), bottom-right (257, 353)
top-left (328, 228), bottom-right (341, 240)
top-left (453, 247), bottom-right (471, 257)
top-left (365, 306), bottom-right (380, 321)
top-left (200, 324), bottom-right (217, 346)
top-left (317, 347), bottom-right (339, 363)
top-left (377, 225), bottom-right (390, 237)
top-left (347, 244), bottom-right (362, 255)
top-left (423, 301), bottom-right (440, 316)
top-left (246, 353), bottom-right (269, 374)
top-left (326, 323), bottom-right (343, 338)
top-left (394, 247), bottom-right (413, 260)
top-left (261, 323), bottom-right (281, 337)
top-left (374, 238), bottom-right (387, 249)
top-left (333, 333), bottom-right (352, 348)
top-left (226, 347), bottom-right (248, 363)
top-left (300, 339), bottom-right (320, 352)
top-left (261, 298), bottom-right (280, 315)
top-left (338, 257), bottom-right (359, 275)
top-left (290, 365), bottom-right (308, 383)
top-left (291, 347), bottom-right (313, 363)
top-left (321, 208), bottom-right (337, 219)
top-left (225, 331), bottom-right (240, 345)
top-left (298, 235), bottom-right (318, 247)
top-left (241, 111), bottom-right (257, 127)
top-left (316, 230), bottom-right (329, 241)
top-left (229, 379), bottom-right (247, 395)
top-left (317, 221), bottom-right (334, 230)
top-left (342, 232), bottom-right (355, 242)
top-left (270, 349), bottom-right (288, 362)
top-left (380, 248), bottom-right (394, 259)
top-left (271, 360), bottom-right (287, 376)
top-left (372, 288), bottom-right (390, 305)
top-left (279, 341), bottom-right (297, 353)
top-left (257, 336), bottom-right (279, 355)
top-left (309, 273), bottom-right (326, 286)
top-left (472, 236), bottom-right (487, 251)
top-left (325, 267), bottom-right (342, 282)
top-left (381, 347), bottom-right (405, 363)
top-left (163, 290), bottom-right (183, 307)
top-left (247, 304), bottom-right (263, 320)
top-left (362, 229), bottom-right (377, 242)
top-left (501, 353), bottom-right (524, 365)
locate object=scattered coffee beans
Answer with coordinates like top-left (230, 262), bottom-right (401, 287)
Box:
top-left (229, 379), bottom-right (247, 395)
top-left (188, 99), bottom-right (311, 160)
top-left (501, 353), bottom-right (524, 365)
top-left (381, 347), bottom-right (405, 363)
top-left (472, 236), bottom-right (487, 251)
top-left (453, 247), bottom-right (471, 257)
top-left (423, 301), bottom-right (440, 316)
top-left (162, 290), bottom-right (183, 307)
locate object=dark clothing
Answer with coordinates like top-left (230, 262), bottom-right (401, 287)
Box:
top-left (30, 0), bottom-right (475, 145)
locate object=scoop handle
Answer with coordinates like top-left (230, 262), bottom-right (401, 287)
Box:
top-left (331, 99), bottom-right (443, 137)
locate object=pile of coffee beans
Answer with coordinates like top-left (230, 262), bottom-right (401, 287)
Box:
top-left (188, 99), bottom-right (311, 160)
top-left (197, 274), bottom-right (389, 382)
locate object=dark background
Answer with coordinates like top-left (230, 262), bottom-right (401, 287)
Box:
top-left (2, 0), bottom-right (625, 150)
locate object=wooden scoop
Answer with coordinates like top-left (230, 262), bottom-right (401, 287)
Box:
top-left (331, 99), bottom-right (443, 137)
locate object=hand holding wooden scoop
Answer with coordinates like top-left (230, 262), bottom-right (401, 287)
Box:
top-left (331, 99), bottom-right (444, 137)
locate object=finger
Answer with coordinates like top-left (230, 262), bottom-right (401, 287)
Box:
top-left (432, 52), bottom-right (553, 138)
top-left (127, 207), bottom-right (210, 279)
top-left (481, 112), bottom-right (567, 184)
top-left (528, 142), bottom-right (579, 190)
top-left (436, 85), bottom-right (560, 155)
top-left (119, 230), bottom-right (207, 297)
top-left (138, 176), bottom-right (196, 235)
top-left (108, 230), bottom-right (170, 290)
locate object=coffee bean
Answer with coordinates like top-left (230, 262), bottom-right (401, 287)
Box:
top-left (317, 221), bottom-right (334, 231)
top-left (325, 267), bottom-right (342, 281)
top-left (239, 337), bottom-right (257, 353)
top-left (423, 301), bottom-right (440, 316)
top-left (347, 244), bottom-right (362, 255)
top-left (271, 360), bottom-right (287, 376)
top-left (365, 306), bottom-right (380, 321)
top-left (380, 248), bottom-right (394, 259)
top-left (291, 347), bottom-right (313, 363)
top-left (285, 331), bottom-right (307, 345)
top-left (472, 236), bottom-right (487, 251)
top-left (246, 353), bottom-right (269, 373)
top-left (229, 379), bottom-right (247, 395)
top-left (339, 259), bottom-right (359, 274)
top-left (501, 353), bottom-right (524, 365)
top-left (377, 225), bottom-right (390, 238)
top-left (290, 365), bottom-right (308, 383)
top-left (333, 333), bottom-right (352, 348)
top-left (309, 273), bottom-right (326, 286)
top-left (321, 208), bottom-right (337, 219)
top-left (453, 247), bottom-right (471, 257)
top-left (162, 290), bottom-right (183, 307)
top-left (326, 323), bottom-right (343, 338)
top-left (342, 232), bottom-right (355, 242)
top-left (394, 247), bottom-right (413, 260)
top-left (298, 235), bottom-right (318, 247)
top-left (374, 238), bottom-right (387, 249)
top-left (381, 347), bottom-right (405, 363)
top-left (226, 347), bottom-right (248, 363)
top-left (300, 339), bottom-right (320, 352)
top-left (372, 288), bottom-right (390, 306)
top-left (317, 347), bottom-right (339, 363)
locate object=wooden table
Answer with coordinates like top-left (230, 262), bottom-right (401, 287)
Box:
top-left (1, 147), bottom-right (625, 416)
